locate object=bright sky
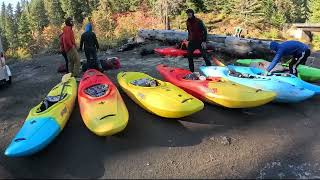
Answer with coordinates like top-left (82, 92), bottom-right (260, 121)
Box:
top-left (0, 0), bottom-right (22, 6)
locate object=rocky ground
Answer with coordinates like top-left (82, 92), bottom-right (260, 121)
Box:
top-left (1, 44), bottom-right (320, 179)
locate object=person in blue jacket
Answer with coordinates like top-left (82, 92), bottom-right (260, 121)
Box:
top-left (266, 40), bottom-right (311, 76)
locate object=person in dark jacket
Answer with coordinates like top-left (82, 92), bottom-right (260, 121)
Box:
top-left (80, 23), bottom-right (101, 70)
top-left (186, 9), bottom-right (211, 72)
top-left (266, 40), bottom-right (311, 76)
top-left (59, 33), bottom-right (68, 73)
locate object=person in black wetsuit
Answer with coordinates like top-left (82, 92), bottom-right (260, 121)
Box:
top-left (80, 23), bottom-right (101, 70)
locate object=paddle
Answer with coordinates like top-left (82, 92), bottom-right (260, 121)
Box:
top-left (212, 56), bottom-right (226, 67)
top-left (59, 73), bottom-right (72, 101)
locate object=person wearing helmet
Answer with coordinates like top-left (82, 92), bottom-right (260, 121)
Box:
top-left (266, 40), bottom-right (311, 76)
top-left (186, 9), bottom-right (211, 72)
top-left (62, 17), bottom-right (80, 79)
top-left (80, 23), bottom-right (101, 71)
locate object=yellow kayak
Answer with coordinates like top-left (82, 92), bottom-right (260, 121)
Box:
top-left (5, 74), bottom-right (77, 157)
top-left (117, 72), bottom-right (204, 118)
top-left (157, 64), bottom-right (277, 108)
top-left (78, 69), bottom-right (129, 136)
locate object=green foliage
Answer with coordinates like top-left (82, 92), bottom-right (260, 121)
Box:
top-left (18, 12), bottom-right (32, 48)
top-left (309, 0), bottom-right (320, 22)
top-left (46, 0), bottom-right (65, 25)
top-left (260, 28), bottom-right (282, 39)
top-left (203, 0), bottom-right (234, 14)
top-left (29, 0), bottom-right (49, 32)
top-left (312, 34), bottom-right (320, 51)
top-left (232, 0), bottom-right (265, 27)
top-left (60, 0), bottom-right (87, 24)
top-left (186, 0), bottom-right (206, 13)
top-left (5, 3), bottom-right (18, 49)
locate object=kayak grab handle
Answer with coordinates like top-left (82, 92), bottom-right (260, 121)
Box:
top-left (100, 114), bottom-right (116, 120)
top-left (14, 138), bottom-right (26, 142)
top-left (181, 98), bottom-right (193, 103)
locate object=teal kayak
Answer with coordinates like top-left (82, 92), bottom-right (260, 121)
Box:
top-left (199, 66), bottom-right (315, 103)
top-left (236, 59), bottom-right (320, 82)
top-left (226, 65), bottom-right (320, 95)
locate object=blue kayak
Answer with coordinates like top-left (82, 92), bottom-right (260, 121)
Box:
top-left (5, 117), bottom-right (61, 157)
top-left (226, 65), bottom-right (320, 95)
top-left (199, 66), bottom-right (315, 103)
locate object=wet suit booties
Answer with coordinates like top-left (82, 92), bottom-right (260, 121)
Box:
top-left (267, 41), bottom-right (311, 77)
top-left (186, 16), bottom-right (211, 72)
top-left (80, 23), bottom-right (101, 70)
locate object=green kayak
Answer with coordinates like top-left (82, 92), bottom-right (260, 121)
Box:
top-left (236, 59), bottom-right (320, 82)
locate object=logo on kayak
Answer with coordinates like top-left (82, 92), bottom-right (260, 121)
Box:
top-left (137, 92), bottom-right (145, 99)
top-left (61, 106), bottom-right (67, 117)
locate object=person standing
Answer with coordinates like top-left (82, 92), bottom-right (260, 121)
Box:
top-left (186, 9), bottom-right (211, 72)
top-left (79, 23), bottom-right (101, 70)
top-left (62, 17), bottom-right (80, 78)
top-left (59, 33), bottom-right (68, 73)
top-left (266, 40), bottom-right (311, 77)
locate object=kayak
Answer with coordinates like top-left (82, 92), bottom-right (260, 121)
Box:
top-left (199, 66), bottom-right (315, 103)
top-left (156, 64), bottom-right (276, 108)
top-left (154, 47), bottom-right (211, 57)
top-left (236, 59), bottom-right (320, 82)
top-left (5, 74), bottom-right (77, 157)
top-left (78, 69), bottom-right (129, 136)
top-left (226, 65), bottom-right (320, 95)
top-left (117, 71), bottom-right (204, 118)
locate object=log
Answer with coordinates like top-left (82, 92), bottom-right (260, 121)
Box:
top-left (137, 29), bottom-right (277, 58)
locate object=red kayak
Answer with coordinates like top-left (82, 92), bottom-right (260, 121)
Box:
top-left (154, 47), bottom-right (211, 57)
top-left (156, 64), bottom-right (276, 108)
top-left (78, 69), bottom-right (129, 136)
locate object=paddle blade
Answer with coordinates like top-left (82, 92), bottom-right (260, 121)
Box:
top-left (62, 73), bottom-right (72, 83)
top-left (212, 57), bottom-right (226, 67)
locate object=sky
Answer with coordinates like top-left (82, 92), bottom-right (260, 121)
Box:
top-left (0, 0), bottom-right (22, 6)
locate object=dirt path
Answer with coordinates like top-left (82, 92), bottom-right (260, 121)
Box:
top-left (1, 47), bottom-right (320, 179)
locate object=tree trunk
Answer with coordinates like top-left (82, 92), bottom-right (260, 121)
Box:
top-left (137, 29), bottom-right (276, 58)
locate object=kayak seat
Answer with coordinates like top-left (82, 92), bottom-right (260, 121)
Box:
top-left (131, 78), bottom-right (159, 87)
top-left (37, 94), bottom-right (67, 113)
top-left (85, 84), bottom-right (109, 97)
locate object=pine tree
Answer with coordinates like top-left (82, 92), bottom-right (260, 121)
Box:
top-left (91, 0), bottom-right (115, 38)
top-left (29, 0), bottom-right (49, 32)
top-left (18, 12), bottom-right (32, 48)
top-left (15, 2), bottom-right (22, 22)
top-left (186, 0), bottom-right (206, 13)
top-left (5, 3), bottom-right (18, 49)
top-left (0, 2), bottom-right (6, 29)
top-left (60, 0), bottom-right (86, 24)
top-left (233, 0), bottom-right (265, 27)
top-left (309, 0), bottom-right (320, 22)
top-left (46, 0), bottom-right (65, 25)
top-left (203, 0), bottom-right (234, 14)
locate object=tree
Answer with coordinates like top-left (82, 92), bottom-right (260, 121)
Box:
top-left (203, 0), bottom-right (235, 14)
top-left (309, 0), bottom-right (320, 22)
top-left (29, 0), bottom-right (49, 32)
top-left (60, 0), bottom-right (86, 24)
top-left (154, 0), bottom-right (186, 29)
top-left (186, 0), bottom-right (206, 13)
top-left (15, 2), bottom-right (22, 23)
top-left (290, 0), bottom-right (310, 23)
top-left (91, 0), bottom-right (116, 39)
top-left (232, 0), bottom-right (265, 27)
top-left (46, 0), bottom-right (65, 25)
top-left (0, 2), bottom-right (6, 29)
top-left (5, 3), bottom-right (18, 49)
top-left (18, 12), bottom-right (32, 48)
